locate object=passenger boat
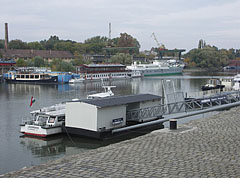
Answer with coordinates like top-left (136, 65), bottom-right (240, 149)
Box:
top-left (201, 78), bottom-right (225, 91)
top-left (20, 103), bottom-right (66, 137)
top-left (75, 64), bottom-right (141, 82)
top-left (126, 60), bottom-right (184, 76)
top-left (5, 71), bottom-right (58, 84)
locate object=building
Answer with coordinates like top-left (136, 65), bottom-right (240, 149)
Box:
top-left (65, 94), bottom-right (163, 139)
top-left (0, 49), bottom-right (74, 62)
top-left (0, 59), bottom-right (16, 75)
top-left (224, 60), bottom-right (240, 70)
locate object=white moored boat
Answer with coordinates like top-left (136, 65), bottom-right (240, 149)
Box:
top-left (87, 86), bottom-right (116, 99)
top-left (68, 77), bottom-right (84, 83)
top-left (20, 103), bottom-right (66, 137)
top-left (126, 60), bottom-right (184, 76)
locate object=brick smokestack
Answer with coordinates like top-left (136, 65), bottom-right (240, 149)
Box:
top-left (4, 23), bottom-right (8, 50)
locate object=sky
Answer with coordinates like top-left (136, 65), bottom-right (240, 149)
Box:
top-left (0, 0), bottom-right (240, 52)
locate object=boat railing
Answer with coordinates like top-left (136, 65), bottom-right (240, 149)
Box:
top-left (21, 117), bottom-right (47, 126)
top-left (21, 117), bottom-right (34, 125)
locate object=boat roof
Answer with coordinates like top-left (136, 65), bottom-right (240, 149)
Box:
top-left (77, 94), bottom-right (162, 108)
top-left (45, 109), bottom-right (66, 116)
top-left (32, 109), bottom-right (66, 116)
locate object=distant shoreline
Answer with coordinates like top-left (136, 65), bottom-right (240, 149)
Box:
top-left (183, 68), bottom-right (208, 72)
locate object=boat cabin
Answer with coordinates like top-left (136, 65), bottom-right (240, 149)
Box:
top-left (31, 109), bottom-right (65, 127)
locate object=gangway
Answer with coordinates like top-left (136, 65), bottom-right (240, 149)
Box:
top-left (126, 91), bottom-right (240, 121)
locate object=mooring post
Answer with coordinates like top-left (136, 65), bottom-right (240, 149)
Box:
top-left (169, 119), bottom-right (177, 130)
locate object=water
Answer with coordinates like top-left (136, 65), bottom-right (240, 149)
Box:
top-left (0, 71), bottom-right (234, 174)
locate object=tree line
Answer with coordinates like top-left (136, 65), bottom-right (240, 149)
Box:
top-left (0, 33), bottom-right (140, 55)
top-left (184, 39), bottom-right (240, 69)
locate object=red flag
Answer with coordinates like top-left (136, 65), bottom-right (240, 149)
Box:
top-left (30, 96), bottom-right (36, 107)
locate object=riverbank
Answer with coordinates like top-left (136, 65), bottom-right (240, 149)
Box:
top-left (2, 106), bottom-right (240, 177)
top-left (183, 68), bottom-right (209, 72)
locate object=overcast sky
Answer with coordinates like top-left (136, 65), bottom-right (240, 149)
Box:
top-left (0, 0), bottom-right (240, 52)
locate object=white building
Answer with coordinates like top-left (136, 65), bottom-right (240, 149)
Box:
top-left (65, 94), bottom-right (162, 139)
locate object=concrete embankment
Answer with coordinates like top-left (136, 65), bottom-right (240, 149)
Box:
top-left (2, 106), bottom-right (240, 177)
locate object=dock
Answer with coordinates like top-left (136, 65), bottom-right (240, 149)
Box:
top-left (2, 106), bottom-right (240, 177)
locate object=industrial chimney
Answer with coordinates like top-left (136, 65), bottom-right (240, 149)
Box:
top-left (4, 23), bottom-right (8, 51)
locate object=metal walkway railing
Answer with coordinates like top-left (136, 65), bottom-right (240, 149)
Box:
top-left (126, 91), bottom-right (240, 121)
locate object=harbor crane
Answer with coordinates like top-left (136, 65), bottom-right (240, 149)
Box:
top-left (151, 32), bottom-right (165, 50)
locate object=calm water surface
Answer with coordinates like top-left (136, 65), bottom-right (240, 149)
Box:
top-left (0, 71), bottom-right (235, 174)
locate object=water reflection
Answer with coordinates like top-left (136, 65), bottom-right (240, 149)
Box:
top-left (20, 136), bottom-right (66, 157)
top-left (19, 128), bottom-right (156, 159)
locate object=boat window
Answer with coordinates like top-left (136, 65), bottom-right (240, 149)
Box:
top-left (35, 75), bottom-right (39, 79)
top-left (58, 116), bottom-right (65, 122)
top-left (37, 115), bottom-right (48, 123)
top-left (26, 75), bottom-right (29, 78)
top-left (30, 75), bottom-right (34, 79)
top-left (21, 75), bottom-right (25, 78)
top-left (48, 116), bottom-right (55, 123)
top-left (17, 75), bottom-right (20, 78)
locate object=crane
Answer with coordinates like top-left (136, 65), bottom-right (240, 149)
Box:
top-left (151, 33), bottom-right (165, 50)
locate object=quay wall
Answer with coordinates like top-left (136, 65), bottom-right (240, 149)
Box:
top-left (2, 106), bottom-right (240, 177)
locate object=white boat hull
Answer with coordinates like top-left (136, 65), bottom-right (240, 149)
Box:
top-left (20, 124), bottom-right (62, 137)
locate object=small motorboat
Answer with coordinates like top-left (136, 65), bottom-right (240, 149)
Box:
top-left (201, 78), bottom-right (225, 91)
top-left (20, 103), bottom-right (66, 137)
top-left (87, 86), bottom-right (116, 99)
top-left (68, 77), bottom-right (84, 83)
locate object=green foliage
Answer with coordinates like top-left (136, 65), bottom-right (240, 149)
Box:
top-left (84, 36), bottom-right (108, 54)
top-left (84, 36), bottom-right (108, 44)
top-left (115, 33), bottom-right (140, 54)
top-left (27, 42), bottom-right (45, 50)
top-left (110, 53), bottom-right (132, 65)
top-left (16, 58), bottom-right (27, 67)
top-left (4, 33), bottom-right (140, 58)
top-left (9, 40), bottom-right (28, 49)
top-left (41, 35), bottom-right (60, 50)
top-left (184, 43), bottom-right (237, 69)
top-left (50, 58), bottom-right (75, 72)
top-left (33, 56), bottom-right (45, 67)
top-left (71, 54), bottom-right (84, 66)
top-left (26, 59), bottom-right (34, 67)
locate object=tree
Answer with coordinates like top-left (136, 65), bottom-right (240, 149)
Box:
top-left (33, 56), bottom-right (45, 67)
top-left (8, 40), bottom-right (28, 49)
top-left (41, 35), bottom-right (60, 50)
top-left (110, 53), bottom-right (132, 64)
top-left (53, 41), bottom-right (75, 53)
top-left (84, 36), bottom-right (108, 54)
top-left (27, 42), bottom-right (45, 50)
top-left (50, 58), bottom-right (75, 72)
top-left (71, 52), bottom-right (84, 66)
top-left (116, 33), bottom-right (140, 54)
top-left (26, 59), bottom-right (34, 67)
top-left (16, 58), bottom-right (27, 67)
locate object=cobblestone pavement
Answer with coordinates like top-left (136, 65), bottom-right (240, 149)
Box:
top-left (2, 107), bottom-right (240, 177)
